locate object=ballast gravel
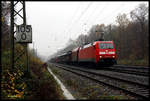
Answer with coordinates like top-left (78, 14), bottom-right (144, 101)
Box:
top-left (48, 64), bottom-right (137, 100)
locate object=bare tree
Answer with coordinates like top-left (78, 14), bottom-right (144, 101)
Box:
top-left (130, 3), bottom-right (148, 59)
top-left (1, 1), bottom-right (11, 49)
top-left (116, 13), bottom-right (130, 59)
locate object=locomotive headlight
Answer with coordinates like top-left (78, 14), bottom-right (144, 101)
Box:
top-left (99, 52), bottom-right (105, 54)
top-left (112, 56), bottom-right (115, 58)
top-left (109, 52), bottom-right (115, 54)
top-left (100, 56), bottom-right (102, 58)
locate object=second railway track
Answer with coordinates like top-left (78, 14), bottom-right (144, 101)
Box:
top-left (50, 63), bottom-right (149, 100)
top-left (71, 64), bottom-right (149, 76)
top-left (104, 65), bottom-right (149, 76)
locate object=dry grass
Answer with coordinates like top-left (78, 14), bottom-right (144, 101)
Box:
top-left (2, 45), bottom-right (65, 100)
top-left (117, 59), bottom-right (149, 66)
top-left (28, 56), bottom-right (65, 100)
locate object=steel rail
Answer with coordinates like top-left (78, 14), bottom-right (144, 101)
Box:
top-left (114, 65), bottom-right (149, 70)
top-left (50, 63), bottom-right (149, 99)
top-left (103, 67), bottom-right (149, 76)
top-left (56, 63), bottom-right (149, 88)
top-left (70, 64), bottom-right (149, 76)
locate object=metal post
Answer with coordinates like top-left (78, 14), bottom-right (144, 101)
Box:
top-left (23, 1), bottom-right (26, 25)
top-left (109, 24), bottom-right (112, 40)
top-left (11, 1), bottom-right (14, 69)
top-left (36, 48), bottom-right (37, 57)
top-left (23, 1), bottom-right (29, 73)
top-left (33, 41), bottom-right (34, 63)
top-left (10, 1), bottom-right (31, 75)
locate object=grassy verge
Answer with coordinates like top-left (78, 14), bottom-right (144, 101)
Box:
top-left (117, 59), bottom-right (149, 66)
top-left (27, 54), bottom-right (65, 100)
top-left (1, 44), bottom-right (65, 100)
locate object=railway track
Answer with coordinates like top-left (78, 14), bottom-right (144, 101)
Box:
top-left (71, 64), bottom-right (149, 76)
top-left (102, 66), bottom-right (149, 77)
top-left (50, 63), bottom-right (149, 100)
top-left (114, 65), bottom-right (149, 70)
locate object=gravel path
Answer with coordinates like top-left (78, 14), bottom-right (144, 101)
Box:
top-left (48, 64), bottom-right (137, 100)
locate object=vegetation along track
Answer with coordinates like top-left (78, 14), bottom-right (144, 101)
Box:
top-left (50, 63), bottom-right (149, 100)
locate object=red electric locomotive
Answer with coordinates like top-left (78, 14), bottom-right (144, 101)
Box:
top-left (78, 41), bottom-right (117, 65)
top-left (50, 41), bottom-right (117, 66)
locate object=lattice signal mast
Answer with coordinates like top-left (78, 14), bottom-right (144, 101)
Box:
top-left (10, 1), bottom-right (32, 72)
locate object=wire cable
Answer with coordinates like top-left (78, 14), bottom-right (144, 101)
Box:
top-left (67, 2), bottom-right (93, 36)
top-left (92, 2), bottom-right (125, 25)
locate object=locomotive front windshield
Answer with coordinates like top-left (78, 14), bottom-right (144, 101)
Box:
top-left (99, 43), bottom-right (114, 49)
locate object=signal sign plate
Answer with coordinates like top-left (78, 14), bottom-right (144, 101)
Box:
top-left (16, 25), bottom-right (32, 43)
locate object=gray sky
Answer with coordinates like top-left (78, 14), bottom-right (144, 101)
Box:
top-left (20, 1), bottom-right (148, 61)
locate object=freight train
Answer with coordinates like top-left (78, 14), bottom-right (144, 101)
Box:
top-left (50, 41), bottom-right (117, 66)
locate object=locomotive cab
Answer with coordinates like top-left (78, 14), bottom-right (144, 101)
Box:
top-left (96, 41), bottom-right (117, 65)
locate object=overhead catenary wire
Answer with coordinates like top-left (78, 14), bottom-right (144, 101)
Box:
top-left (63, 2), bottom-right (137, 43)
top-left (78, 3), bottom-right (100, 35)
top-left (88, 2), bottom-right (109, 26)
top-left (50, 2), bottom-right (82, 48)
top-left (92, 2), bottom-right (125, 26)
top-left (66, 2), bottom-right (93, 38)
top-left (79, 2), bottom-right (134, 37)
top-left (81, 2), bottom-right (109, 35)
top-left (60, 2), bottom-right (82, 42)
top-left (83, 3), bottom-right (99, 23)
top-left (97, 3), bottom-right (133, 25)
top-left (74, 2), bottom-right (93, 25)
top-left (101, 3), bottom-right (132, 26)
top-left (71, 2), bottom-right (105, 39)
top-left (65, 2), bottom-right (81, 39)
top-left (73, 2), bottom-right (111, 36)
top-left (79, 2), bottom-right (99, 25)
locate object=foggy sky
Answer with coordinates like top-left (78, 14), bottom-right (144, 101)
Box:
top-left (21, 1), bottom-right (148, 61)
